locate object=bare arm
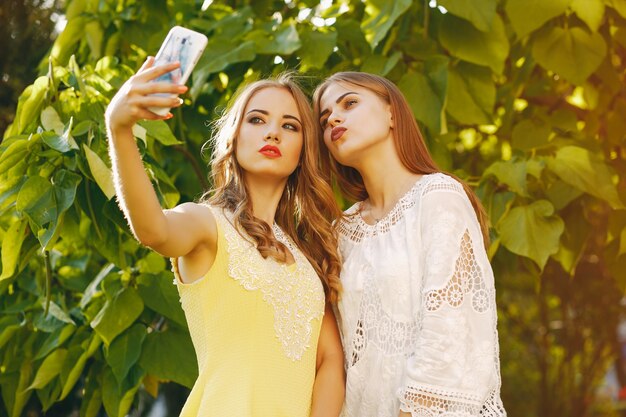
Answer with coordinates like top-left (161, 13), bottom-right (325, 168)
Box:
top-left (105, 57), bottom-right (216, 259)
top-left (310, 304), bottom-right (345, 417)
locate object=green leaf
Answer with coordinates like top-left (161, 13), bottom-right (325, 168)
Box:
top-left (298, 29), bottom-right (337, 70)
top-left (80, 365), bottom-right (103, 417)
top-left (53, 169), bottom-right (81, 214)
top-left (27, 349), bottom-right (68, 390)
top-left (191, 39), bottom-right (256, 95)
top-left (16, 176), bottom-right (56, 227)
top-left (35, 379), bottom-right (61, 412)
top-left (497, 200), bottom-right (565, 270)
top-left (438, 0), bottom-right (497, 32)
top-left (1, 372), bottom-right (20, 417)
top-left (105, 324), bottom-right (146, 384)
top-left (50, 16), bottom-right (86, 65)
top-left (131, 124), bottom-right (147, 147)
top-left (360, 51), bottom-right (402, 76)
top-left (41, 117), bottom-right (78, 153)
top-left (102, 366), bottom-right (145, 417)
top-left (40, 106), bottom-right (65, 134)
top-left (139, 326), bottom-right (197, 388)
top-left (246, 23), bottom-right (301, 55)
top-left (0, 138), bottom-right (29, 175)
top-left (439, 13), bottom-right (509, 74)
top-left (545, 180), bottom-right (583, 210)
top-left (35, 324), bottom-right (75, 360)
top-left (0, 220), bottom-right (27, 281)
top-left (11, 360), bottom-right (33, 417)
top-left (546, 146), bottom-right (624, 209)
top-left (83, 143), bottom-right (116, 200)
top-left (90, 287), bottom-right (144, 346)
top-left (361, 0), bottom-right (412, 48)
top-left (398, 57), bottom-right (448, 133)
top-left (485, 160), bottom-right (529, 196)
top-left (532, 26), bottom-right (607, 85)
top-left (506, 0), bottom-right (572, 38)
top-left (446, 63), bottom-right (495, 125)
top-left (136, 272), bottom-right (187, 326)
top-left (572, 0), bottom-right (605, 31)
top-left (80, 263), bottom-right (116, 309)
top-left (137, 120), bottom-right (182, 146)
top-left (552, 205), bottom-right (592, 274)
top-left (85, 20), bottom-right (104, 59)
top-left (137, 252), bottom-right (166, 274)
top-left (511, 119), bottom-right (552, 151)
top-left (44, 300), bottom-right (76, 325)
top-left (0, 174), bottom-right (26, 214)
top-left (15, 77), bottom-right (49, 135)
top-left (15, 169), bottom-right (80, 249)
top-left (60, 334), bottom-right (102, 400)
top-left (41, 132), bottom-right (72, 153)
top-left (489, 191), bottom-right (517, 227)
top-left (526, 158), bottom-right (546, 179)
top-left (0, 316), bottom-right (21, 350)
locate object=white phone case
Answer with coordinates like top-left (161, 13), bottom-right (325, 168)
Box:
top-left (148, 26), bottom-right (208, 116)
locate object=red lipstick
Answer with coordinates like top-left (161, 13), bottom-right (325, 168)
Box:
top-left (259, 144), bottom-right (282, 157)
top-left (331, 127), bottom-right (346, 142)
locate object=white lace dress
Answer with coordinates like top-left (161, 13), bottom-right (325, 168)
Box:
top-left (336, 173), bottom-right (506, 417)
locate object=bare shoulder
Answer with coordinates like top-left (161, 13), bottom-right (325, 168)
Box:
top-left (158, 202), bottom-right (217, 255)
top-left (168, 201), bottom-right (215, 217)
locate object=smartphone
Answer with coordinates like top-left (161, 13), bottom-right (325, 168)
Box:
top-left (148, 26), bottom-right (208, 116)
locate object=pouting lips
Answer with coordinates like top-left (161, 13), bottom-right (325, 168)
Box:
top-left (331, 127), bottom-right (347, 141)
top-left (259, 144), bottom-right (282, 157)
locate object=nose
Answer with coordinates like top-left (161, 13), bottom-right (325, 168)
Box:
top-left (328, 111), bottom-right (343, 128)
top-left (264, 128), bottom-right (280, 142)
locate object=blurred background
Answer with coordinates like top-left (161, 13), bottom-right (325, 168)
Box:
top-left (1, 0), bottom-right (625, 416)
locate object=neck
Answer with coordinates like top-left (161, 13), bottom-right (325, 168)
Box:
top-left (243, 175), bottom-right (288, 226)
top-left (353, 140), bottom-right (421, 212)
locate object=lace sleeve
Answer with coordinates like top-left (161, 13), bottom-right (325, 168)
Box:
top-left (397, 182), bottom-right (504, 417)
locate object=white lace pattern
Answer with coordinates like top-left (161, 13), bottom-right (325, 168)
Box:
top-left (216, 209), bottom-right (325, 361)
top-left (337, 173), bottom-right (506, 417)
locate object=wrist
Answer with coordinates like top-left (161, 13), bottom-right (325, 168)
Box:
top-left (106, 123), bottom-right (135, 142)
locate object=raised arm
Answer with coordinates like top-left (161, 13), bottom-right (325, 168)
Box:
top-left (310, 304), bottom-right (345, 417)
top-left (105, 57), bottom-right (216, 260)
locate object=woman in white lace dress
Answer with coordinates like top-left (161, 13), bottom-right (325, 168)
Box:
top-left (313, 72), bottom-right (506, 417)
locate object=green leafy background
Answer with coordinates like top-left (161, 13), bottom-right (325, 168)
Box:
top-left (1, 0), bottom-right (626, 416)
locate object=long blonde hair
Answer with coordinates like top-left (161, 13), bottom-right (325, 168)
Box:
top-left (202, 74), bottom-right (342, 303)
top-left (313, 71), bottom-right (490, 247)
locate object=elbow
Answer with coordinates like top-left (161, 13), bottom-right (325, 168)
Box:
top-left (127, 212), bottom-right (169, 248)
top-left (134, 227), bottom-right (168, 249)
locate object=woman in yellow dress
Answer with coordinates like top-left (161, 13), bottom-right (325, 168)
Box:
top-left (105, 57), bottom-right (345, 416)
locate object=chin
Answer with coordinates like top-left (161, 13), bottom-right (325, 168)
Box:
top-left (251, 168), bottom-right (295, 181)
top-left (331, 144), bottom-right (360, 166)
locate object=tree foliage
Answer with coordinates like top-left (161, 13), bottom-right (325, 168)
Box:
top-left (1, 0), bottom-right (625, 416)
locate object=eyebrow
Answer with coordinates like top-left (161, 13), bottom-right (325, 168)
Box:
top-left (319, 92), bottom-right (359, 120)
top-left (246, 109), bottom-right (302, 125)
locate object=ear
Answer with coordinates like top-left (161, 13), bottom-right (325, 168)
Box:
top-left (387, 105), bottom-right (394, 129)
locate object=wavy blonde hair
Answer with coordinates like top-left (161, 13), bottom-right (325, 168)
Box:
top-left (201, 74), bottom-right (342, 304)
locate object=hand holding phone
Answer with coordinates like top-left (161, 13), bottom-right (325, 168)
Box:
top-left (148, 26), bottom-right (208, 116)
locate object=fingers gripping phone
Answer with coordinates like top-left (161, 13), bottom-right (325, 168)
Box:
top-left (149, 26), bottom-right (208, 116)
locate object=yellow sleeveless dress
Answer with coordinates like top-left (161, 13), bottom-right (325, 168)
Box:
top-left (171, 205), bottom-right (325, 417)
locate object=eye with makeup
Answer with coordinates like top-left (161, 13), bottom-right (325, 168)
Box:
top-left (283, 122), bottom-right (300, 132)
top-left (343, 98), bottom-right (358, 108)
top-left (247, 116), bottom-right (264, 124)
